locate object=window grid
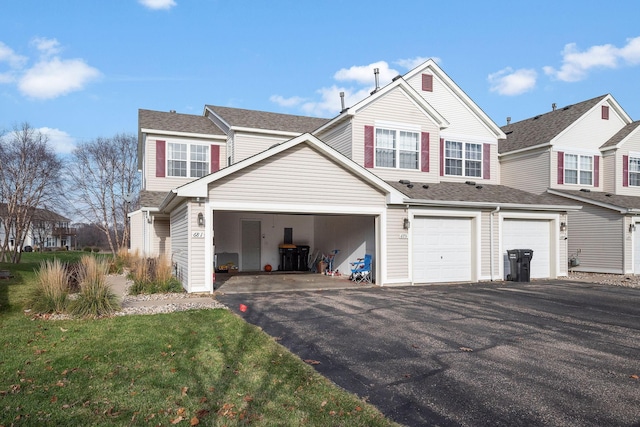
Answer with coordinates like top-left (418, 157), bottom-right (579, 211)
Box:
top-left (445, 141), bottom-right (482, 177)
top-left (630, 157), bottom-right (640, 186)
top-left (564, 153), bottom-right (593, 185)
top-left (167, 143), bottom-right (209, 178)
top-left (375, 128), bottom-right (419, 170)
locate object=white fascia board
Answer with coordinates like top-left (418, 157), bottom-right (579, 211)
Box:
top-left (547, 189), bottom-right (628, 213)
top-left (605, 94), bottom-right (633, 124)
top-left (140, 128), bottom-right (226, 140)
top-left (203, 106), bottom-right (231, 131)
top-left (313, 111), bottom-right (352, 135)
top-left (406, 198), bottom-right (581, 211)
top-left (551, 145), bottom-right (601, 155)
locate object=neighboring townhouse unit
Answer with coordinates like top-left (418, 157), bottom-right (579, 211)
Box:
top-left (0, 205), bottom-right (75, 251)
top-left (131, 59), bottom-right (578, 293)
top-left (500, 94), bottom-right (640, 274)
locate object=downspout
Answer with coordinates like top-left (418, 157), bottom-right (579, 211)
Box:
top-left (490, 206), bottom-right (501, 281)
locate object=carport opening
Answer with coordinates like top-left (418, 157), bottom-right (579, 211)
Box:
top-left (212, 211), bottom-right (376, 283)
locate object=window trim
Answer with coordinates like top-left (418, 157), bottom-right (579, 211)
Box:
top-left (166, 142), bottom-right (210, 178)
top-left (443, 140), bottom-right (483, 178)
top-left (374, 127), bottom-right (420, 170)
top-left (629, 156), bottom-right (640, 187)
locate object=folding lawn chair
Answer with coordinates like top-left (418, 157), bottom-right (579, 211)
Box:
top-left (349, 254), bottom-right (372, 283)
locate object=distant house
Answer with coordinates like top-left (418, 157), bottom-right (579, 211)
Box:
top-left (131, 59), bottom-right (578, 293)
top-left (0, 205), bottom-right (75, 251)
top-left (500, 94), bottom-right (640, 274)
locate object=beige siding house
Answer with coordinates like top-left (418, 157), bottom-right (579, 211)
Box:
top-left (130, 59), bottom-right (578, 293)
top-left (500, 93), bottom-right (640, 274)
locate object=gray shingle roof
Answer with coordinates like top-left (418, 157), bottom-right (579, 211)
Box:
top-left (550, 189), bottom-right (640, 211)
top-left (600, 121), bottom-right (640, 149)
top-left (139, 190), bottom-right (169, 208)
top-left (386, 181), bottom-right (575, 207)
top-left (207, 105), bottom-right (330, 134)
top-left (499, 95), bottom-right (607, 154)
top-left (139, 109), bottom-right (224, 135)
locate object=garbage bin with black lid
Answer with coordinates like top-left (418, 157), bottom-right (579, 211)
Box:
top-left (506, 249), bottom-right (534, 282)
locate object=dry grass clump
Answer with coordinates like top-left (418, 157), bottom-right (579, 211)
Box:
top-left (129, 254), bottom-right (182, 295)
top-left (29, 259), bottom-right (69, 313)
top-left (68, 255), bottom-right (120, 318)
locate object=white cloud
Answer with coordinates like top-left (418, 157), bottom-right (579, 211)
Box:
top-left (139, 0), bottom-right (177, 10)
top-left (31, 37), bottom-right (62, 57)
top-left (269, 95), bottom-right (306, 107)
top-left (334, 60), bottom-right (399, 86)
top-left (544, 36), bottom-right (640, 82)
top-left (19, 57), bottom-right (101, 99)
top-left (488, 67), bottom-right (537, 96)
top-left (270, 57), bottom-right (434, 117)
top-left (38, 127), bottom-right (76, 154)
top-left (0, 41), bottom-right (28, 83)
top-left (395, 56), bottom-right (439, 70)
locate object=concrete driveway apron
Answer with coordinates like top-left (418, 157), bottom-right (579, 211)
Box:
top-left (218, 281), bottom-right (640, 427)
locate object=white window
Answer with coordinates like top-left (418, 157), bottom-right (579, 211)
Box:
top-left (167, 143), bottom-right (209, 178)
top-left (445, 140), bottom-right (482, 177)
top-left (630, 157), bottom-right (640, 186)
top-left (375, 128), bottom-right (419, 169)
top-left (565, 154), bottom-right (592, 185)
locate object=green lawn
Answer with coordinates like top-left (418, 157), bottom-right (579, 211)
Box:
top-left (0, 253), bottom-right (398, 426)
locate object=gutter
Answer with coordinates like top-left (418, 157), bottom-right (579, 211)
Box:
top-left (405, 198), bottom-right (581, 211)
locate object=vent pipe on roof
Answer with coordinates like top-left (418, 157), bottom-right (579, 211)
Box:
top-left (340, 91), bottom-right (346, 113)
top-left (552, 103), bottom-right (557, 111)
top-left (506, 116), bottom-right (511, 125)
top-left (169, 110), bottom-right (176, 113)
top-left (373, 67), bottom-right (380, 93)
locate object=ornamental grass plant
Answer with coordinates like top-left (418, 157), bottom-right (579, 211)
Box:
top-left (29, 258), bottom-right (69, 313)
top-left (68, 255), bottom-right (120, 318)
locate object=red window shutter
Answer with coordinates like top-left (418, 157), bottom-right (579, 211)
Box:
top-left (210, 145), bottom-right (220, 173)
top-left (594, 155), bottom-right (600, 187)
top-left (482, 144), bottom-right (491, 179)
top-left (557, 152), bottom-right (564, 184)
top-left (364, 126), bottom-right (374, 168)
top-left (602, 105), bottom-right (609, 120)
top-left (623, 155), bottom-right (629, 187)
top-left (421, 132), bottom-right (429, 172)
top-left (422, 74), bottom-right (433, 92)
top-left (439, 138), bottom-right (444, 176)
top-left (156, 140), bottom-right (166, 177)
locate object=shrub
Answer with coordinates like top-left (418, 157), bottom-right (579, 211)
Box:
top-left (83, 247), bottom-right (92, 252)
top-left (92, 247), bottom-right (100, 253)
top-left (68, 256), bottom-right (120, 318)
top-left (29, 259), bottom-right (69, 313)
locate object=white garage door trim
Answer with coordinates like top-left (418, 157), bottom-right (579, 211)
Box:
top-left (412, 215), bottom-right (475, 283)
top-left (501, 216), bottom-right (557, 280)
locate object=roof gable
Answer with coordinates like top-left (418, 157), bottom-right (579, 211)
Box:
top-left (548, 188), bottom-right (640, 213)
top-left (162, 133), bottom-right (406, 210)
top-left (600, 121), bottom-right (640, 150)
top-left (499, 94), bottom-right (632, 154)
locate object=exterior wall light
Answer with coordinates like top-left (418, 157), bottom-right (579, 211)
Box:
top-left (198, 212), bottom-right (205, 227)
top-left (560, 222), bottom-right (566, 232)
top-left (630, 223), bottom-right (636, 233)
top-left (403, 218), bottom-right (410, 230)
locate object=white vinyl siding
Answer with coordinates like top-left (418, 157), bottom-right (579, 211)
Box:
top-left (152, 218), bottom-right (170, 257)
top-left (352, 88), bottom-right (440, 182)
top-left (189, 203), bottom-right (206, 291)
top-left (145, 135), bottom-right (225, 193)
top-left (209, 145), bottom-right (387, 209)
top-left (385, 207), bottom-right (410, 284)
top-left (171, 204), bottom-right (189, 290)
top-left (567, 204), bottom-right (624, 274)
top-left (500, 149), bottom-right (550, 194)
top-left (233, 133), bottom-right (293, 163)
top-left (315, 121), bottom-right (352, 158)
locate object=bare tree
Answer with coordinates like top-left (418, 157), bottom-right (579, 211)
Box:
top-left (0, 123), bottom-right (64, 263)
top-left (67, 133), bottom-right (140, 256)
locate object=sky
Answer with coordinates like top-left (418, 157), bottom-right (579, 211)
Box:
top-left (1, 0), bottom-right (640, 154)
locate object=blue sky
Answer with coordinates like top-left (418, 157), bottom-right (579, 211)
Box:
top-left (1, 0), bottom-right (640, 154)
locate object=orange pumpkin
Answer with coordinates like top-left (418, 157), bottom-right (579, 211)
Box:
top-left (264, 264), bottom-right (272, 272)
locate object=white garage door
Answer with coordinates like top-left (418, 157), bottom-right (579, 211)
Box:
top-left (413, 217), bottom-right (472, 283)
top-left (503, 219), bottom-right (551, 279)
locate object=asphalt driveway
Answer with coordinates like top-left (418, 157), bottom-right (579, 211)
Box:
top-left (218, 281), bottom-right (640, 427)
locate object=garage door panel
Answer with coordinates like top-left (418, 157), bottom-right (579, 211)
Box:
top-left (503, 219), bottom-right (551, 279)
top-left (413, 217), bottom-right (471, 283)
